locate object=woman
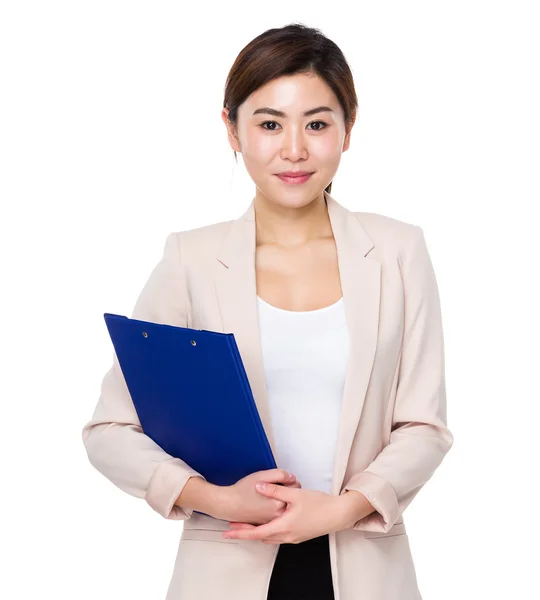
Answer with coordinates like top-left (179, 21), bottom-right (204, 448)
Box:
top-left (82, 23), bottom-right (454, 600)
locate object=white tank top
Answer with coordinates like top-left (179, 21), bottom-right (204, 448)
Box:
top-left (256, 295), bottom-right (349, 495)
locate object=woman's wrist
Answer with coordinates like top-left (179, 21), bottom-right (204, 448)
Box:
top-left (335, 490), bottom-right (374, 530)
top-left (175, 476), bottom-right (225, 518)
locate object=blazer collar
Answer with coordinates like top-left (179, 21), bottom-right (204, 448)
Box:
top-left (217, 191), bottom-right (374, 265)
top-left (214, 191), bottom-right (381, 494)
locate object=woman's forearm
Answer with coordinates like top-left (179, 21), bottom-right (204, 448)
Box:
top-left (174, 475), bottom-right (224, 517)
top-left (336, 490), bottom-right (376, 529)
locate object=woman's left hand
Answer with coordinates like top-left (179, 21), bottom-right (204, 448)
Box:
top-left (221, 482), bottom-right (349, 544)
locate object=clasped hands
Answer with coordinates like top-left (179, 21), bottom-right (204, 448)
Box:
top-left (217, 468), bottom-right (365, 544)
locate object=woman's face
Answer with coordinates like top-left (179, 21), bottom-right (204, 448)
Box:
top-left (222, 72), bottom-right (355, 209)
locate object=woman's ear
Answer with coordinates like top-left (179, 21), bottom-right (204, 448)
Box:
top-left (221, 108), bottom-right (242, 153)
top-left (343, 110), bottom-right (357, 153)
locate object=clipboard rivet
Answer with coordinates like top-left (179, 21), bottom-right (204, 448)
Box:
top-left (142, 332), bottom-right (148, 338)
top-left (191, 340), bottom-right (196, 346)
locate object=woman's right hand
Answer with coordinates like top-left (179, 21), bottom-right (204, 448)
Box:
top-left (216, 468), bottom-right (301, 525)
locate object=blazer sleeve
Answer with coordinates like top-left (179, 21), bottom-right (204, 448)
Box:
top-left (339, 225), bottom-right (454, 533)
top-left (81, 232), bottom-right (206, 520)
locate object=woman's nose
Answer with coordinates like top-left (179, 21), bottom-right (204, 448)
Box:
top-left (280, 129), bottom-right (308, 160)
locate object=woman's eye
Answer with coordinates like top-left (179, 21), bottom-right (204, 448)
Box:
top-left (260, 121), bottom-right (327, 131)
top-left (308, 121), bottom-right (327, 131)
top-left (260, 121), bottom-right (280, 131)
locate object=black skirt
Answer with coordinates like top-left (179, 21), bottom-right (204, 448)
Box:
top-left (267, 534), bottom-right (335, 600)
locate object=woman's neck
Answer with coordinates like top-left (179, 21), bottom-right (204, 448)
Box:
top-left (254, 192), bottom-right (332, 249)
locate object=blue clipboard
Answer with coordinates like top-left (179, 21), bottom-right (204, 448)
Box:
top-left (103, 313), bottom-right (277, 491)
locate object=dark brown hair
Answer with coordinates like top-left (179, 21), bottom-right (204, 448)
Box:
top-left (223, 23), bottom-right (358, 196)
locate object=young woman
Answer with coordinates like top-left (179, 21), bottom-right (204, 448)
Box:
top-left (82, 23), bottom-right (453, 600)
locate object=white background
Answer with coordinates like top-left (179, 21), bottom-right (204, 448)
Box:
top-left (1, 1), bottom-right (539, 598)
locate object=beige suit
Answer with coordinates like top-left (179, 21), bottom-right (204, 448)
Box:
top-left (82, 191), bottom-right (454, 599)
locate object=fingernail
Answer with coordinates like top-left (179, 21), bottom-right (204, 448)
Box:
top-left (256, 482), bottom-right (267, 491)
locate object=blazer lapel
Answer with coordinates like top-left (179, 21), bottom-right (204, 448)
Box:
top-left (213, 191), bottom-right (381, 493)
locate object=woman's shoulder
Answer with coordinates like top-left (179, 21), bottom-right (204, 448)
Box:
top-left (354, 210), bottom-right (423, 248)
top-left (170, 218), bottom-right (237, 264)
top-left (175, 218), bottom-right (234, 241)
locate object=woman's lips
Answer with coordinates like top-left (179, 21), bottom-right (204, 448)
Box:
top-left (275, 173), bottom-right (313, 185)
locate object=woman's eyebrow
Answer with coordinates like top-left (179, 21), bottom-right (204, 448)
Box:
top-left (252, 106), bottom-right (334, 117)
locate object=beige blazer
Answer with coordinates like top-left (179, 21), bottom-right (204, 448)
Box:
top-left (82, 190), bottom-right (453, 600)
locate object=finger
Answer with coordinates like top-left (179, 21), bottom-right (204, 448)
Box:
top-left (262, 468), bottom-right (295, 484)
top-left (228, 522), bottom-right (256, 530)
top-left (284, 480), bottom-right (302, 489)
top-left (223, 516), bottom-right (286, 541)
top-left (255, 481), bottom-right (296, 501)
